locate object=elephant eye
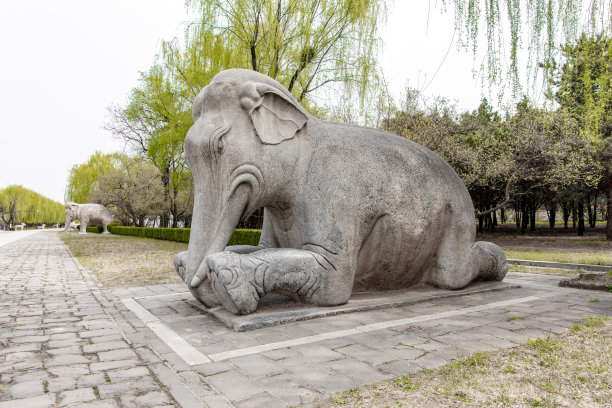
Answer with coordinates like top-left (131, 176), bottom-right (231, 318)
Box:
top-left (217, 139), bottom-right (224, 155)
top-left (210, 124), bottom-right (230, 157)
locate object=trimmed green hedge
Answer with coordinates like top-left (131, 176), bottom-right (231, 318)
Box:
top-left (106, 225), bottom-right (262, 246)
top-left (227, 229), bottom-right (262, 246)
top-left (86, 226), bottom-right (103, 233)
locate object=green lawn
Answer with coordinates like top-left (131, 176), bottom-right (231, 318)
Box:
top-left (505, 249), bottom-right (612, 266)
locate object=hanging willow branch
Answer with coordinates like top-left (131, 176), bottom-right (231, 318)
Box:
top-left (441, 0), bottom-right (612, 101)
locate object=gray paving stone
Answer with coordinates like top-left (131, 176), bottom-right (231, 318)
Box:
top-left (229, 354), bottom-right (287, 378)
top-left (327, 357), bottom-right (395, 384)
top-left (90, 359), bottom-right (139, 372)
top-left (59, 387), bottom-right (97, 406)
top-left (0, 344), bottom-right (41, 355)
top-left (77, 373), bottom-right (108, 387)
top-left (106, 366), bottom-right (149, 382)
top-left (205, 370), bottom-right (266, 402)
top-left (70, 400), bottom-right (120, 408)
top-left (234, 392), bottom-right (286, 408)
top-left (0, 393), bottom-right (55, 408)
top-left (96, 378), bottom-right (158, 399)
top-left (45, 354), bottom-right (92, 367)
top-left (47, 364), bottom-right (90, 378)
top-left (97, 348), bottom-right (137, 362)
top-left (83, 341), bottom-right (129, 354)
top-left (46, 376), bottom-right (77, 392)
top-left (6, 379), bottom-right (45, 398)
top-left (119, 390), bottom-right (171, 408)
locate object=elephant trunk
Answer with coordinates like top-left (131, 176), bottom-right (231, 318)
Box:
top-left (185, 183), bottom-right (251, 288)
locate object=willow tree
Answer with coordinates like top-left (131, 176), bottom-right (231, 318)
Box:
top-left (65, 152), bottom-right (124, 203)
top-left (441, 0), bottom-right (611, 100)
top-left (182, 0), bottom-right (386, 109)
top-left (0, 185), bottom-right (64, 226)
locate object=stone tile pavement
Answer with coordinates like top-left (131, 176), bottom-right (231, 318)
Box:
top-left (1, 231), bottom-right (611, 407)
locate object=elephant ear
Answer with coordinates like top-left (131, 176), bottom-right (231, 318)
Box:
top-left (239, 82), bottom-right (308, 145)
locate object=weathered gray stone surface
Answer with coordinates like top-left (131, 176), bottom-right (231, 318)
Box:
top-left (64, 202), bottom-right (112, 234)
top-left (174, 68), bottom-right (509, 315)
top-left (207, 280), bottom-right (520, 331)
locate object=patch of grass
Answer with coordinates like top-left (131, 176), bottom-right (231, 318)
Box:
top-left (508, 264), bottom-right (579, 276)
top-left (505, 249), bottom-right (612, 266)
top-left (508, 315), bottom-right (525, 321)
top-left (393, 376), bottom-right (419, 392)
top-left (324, 316), bottom-right (612, 408)
top-left (59, 232), bottom-right (185, 288)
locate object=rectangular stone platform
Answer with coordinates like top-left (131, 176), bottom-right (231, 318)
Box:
top-left (197, 281), bottom-right (520, 331)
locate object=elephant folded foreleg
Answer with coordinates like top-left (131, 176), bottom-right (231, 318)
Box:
top-left (206, 248), bottom-right (347, 315)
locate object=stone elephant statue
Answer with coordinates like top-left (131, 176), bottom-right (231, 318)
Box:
top-left (174, 69), bottom-right (508, 315)
top-left (64, 202), bottom-right (112, 234)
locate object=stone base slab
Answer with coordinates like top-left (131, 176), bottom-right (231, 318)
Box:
top-left (199, 281), bottom-right (521, 331)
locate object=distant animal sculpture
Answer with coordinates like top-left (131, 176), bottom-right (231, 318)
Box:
top-left (13, 223), bottom-right (25, 231)
top-left (174, 69), bottom-right (508, 315)
top-left (36, 224), bottom-right (46, 229)
top-left (64, 203), bottom-right (112, 234)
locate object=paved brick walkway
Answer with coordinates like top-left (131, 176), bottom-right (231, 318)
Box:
top-left (1, 231), bottom-right (611, 407)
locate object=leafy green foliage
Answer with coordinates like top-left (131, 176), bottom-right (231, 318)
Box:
top-left (0, 185), bottom-right (64, 226)
top-left (107, 225), bottom-right (262, 246)
top-left (65, 152), bottom-right (124, 203)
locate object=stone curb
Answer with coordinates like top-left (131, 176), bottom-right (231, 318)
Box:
top-left (508, 259), bottom-right (612, 272)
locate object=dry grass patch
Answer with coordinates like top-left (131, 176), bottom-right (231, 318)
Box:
top-left (319, 316), bottom-right (611, 408)
top-left (59, 232), bottom-right (186, 288)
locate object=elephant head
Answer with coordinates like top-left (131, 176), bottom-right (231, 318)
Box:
top-left (64, 202), bottom-right (79, 233)
top-left (182, 69), bottom-right (310, 295)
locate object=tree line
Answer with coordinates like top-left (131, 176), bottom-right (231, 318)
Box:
top-left (0, 185), bottom-right (65, 228)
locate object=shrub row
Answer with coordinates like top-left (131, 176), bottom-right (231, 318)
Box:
top-left (106, 225), bottom-right (262, 246)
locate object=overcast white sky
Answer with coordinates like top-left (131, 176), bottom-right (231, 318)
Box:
top-left (0, 1), bottom-right (501, 204)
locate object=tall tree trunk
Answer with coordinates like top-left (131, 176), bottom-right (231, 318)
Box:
top-left (549, 203), bottom-right (556, 229)
top-left (607, 174), bottom-right (612, 240)
top-left (562, 202), bottom-right (570, 228)
top-left (530, 200), bottom-right (537, 232)
top-left (492, 210), bottom-right (498, 227)
top-left (515, 202), bottom-right (521, 229)
top-left (478, 215), bottom-right (484, 233)
top-left (572, 202), bottom-right (577, 229)
top-left (501, 208), bottom-right (506, 224)
top-left (591, 196), bottom-right (597, 228)
top-left (587, 194), bottom-right (594, 228)
top-left (521, 199), bottom-right (528, 234)
top-left (578, 201), bottom-right (585, 236)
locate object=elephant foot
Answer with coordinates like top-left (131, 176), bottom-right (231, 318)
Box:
top-left (173, 251), bottom-right (220, 308)
top-left (207, 252), bottom-right (262, 315)
top-left (475, 241), bottom-right (509, 281)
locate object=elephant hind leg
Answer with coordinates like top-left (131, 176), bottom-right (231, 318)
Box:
top-left (426, 232), bottom-right (508, 290)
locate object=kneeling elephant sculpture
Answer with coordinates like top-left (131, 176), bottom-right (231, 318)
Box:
top-left (64, 202), bottom-right (112, 234)
top-left (174, 69), bottom-right (508, 315)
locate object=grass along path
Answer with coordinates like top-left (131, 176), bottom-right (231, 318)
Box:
top-left (319, 316), bottom-right (611, 408)
top-left (505, 249), bottom-right (612, 266)
top-left (59, 232), bottom-right (186, 288)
